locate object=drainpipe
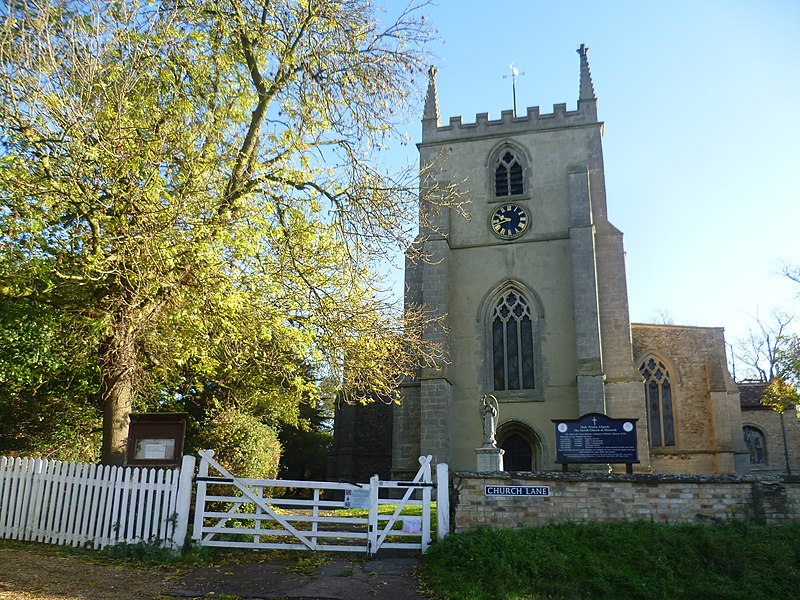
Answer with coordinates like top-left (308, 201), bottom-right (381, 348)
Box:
top-left (780, 411), bottom-right (791, 475)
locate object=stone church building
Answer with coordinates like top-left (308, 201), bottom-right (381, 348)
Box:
top-left (330, 46), bottom-right (796, 481)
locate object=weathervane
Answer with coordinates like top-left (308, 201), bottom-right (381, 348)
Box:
top-left (503, 63), bottom-right (525, 117)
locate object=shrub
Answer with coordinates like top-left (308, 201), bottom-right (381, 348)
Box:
top-left (278, 425), bottom-right (332, 481)
top-left (195, 405), bottom-right (281, 479)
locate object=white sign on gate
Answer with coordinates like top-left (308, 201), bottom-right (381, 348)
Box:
top-left (343, 488), bottom-right (370, 509)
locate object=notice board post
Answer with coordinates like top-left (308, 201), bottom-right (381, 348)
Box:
top-left (126, 413), bottom-right (188, 467)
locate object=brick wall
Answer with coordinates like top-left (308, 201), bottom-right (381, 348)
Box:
top-left (452, 471), bottom-right (800, 533)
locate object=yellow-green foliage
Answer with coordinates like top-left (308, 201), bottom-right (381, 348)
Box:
top-left (762, 376), bottom-right (800, 414)
top-left (0, 0), bottom-right (459, 464)
top-left (197, 406), bottom-right (281, 479)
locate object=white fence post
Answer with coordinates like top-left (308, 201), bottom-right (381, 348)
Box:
top-left (367, 474), bottom-right (379, 556)
top-left (436, 462), bottom-right (450, 541)
top-left (421, 459), bottom-right (432, 552)
top-left (171, 455), bottom-right (195, 550)
top-left (192, 451), bottom-right (211, 543)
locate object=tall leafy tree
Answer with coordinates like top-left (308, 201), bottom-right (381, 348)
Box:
top-left (1, 0), bottom-right (452, 464)
top-left (0, 297), bottom-right (101, 460)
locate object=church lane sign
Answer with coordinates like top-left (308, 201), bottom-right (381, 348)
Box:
top-left (553, 413), bottom-right (639, 473)
top-left (485, 485), bottom-right (551, 497)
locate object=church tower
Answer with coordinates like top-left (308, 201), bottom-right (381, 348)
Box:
top-left (392, 46), bottom-right (650, 477)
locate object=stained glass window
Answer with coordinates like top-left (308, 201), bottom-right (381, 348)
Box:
top-left (492, 290), bottom-right (535, 391)
top-left (639, 356), bottom-right (675, 447)
top-left (743, 425), bottom-right (766, 465)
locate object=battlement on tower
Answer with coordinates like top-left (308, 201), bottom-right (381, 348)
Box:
top-left (422, 101), bottom-right (599, 144)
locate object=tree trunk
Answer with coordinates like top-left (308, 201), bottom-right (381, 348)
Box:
top-left (100, 315), bottom-right (138, 465)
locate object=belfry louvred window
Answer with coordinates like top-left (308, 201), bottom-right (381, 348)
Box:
top-left (639, 356), bottom-right (675, 447)
top-left (494, 151), bottom-right (524, 197)
top-left (492, 290), bottom-right (535, 391)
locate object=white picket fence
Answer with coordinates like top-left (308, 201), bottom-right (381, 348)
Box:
top-left (0, 455), bottom-right (194, 549)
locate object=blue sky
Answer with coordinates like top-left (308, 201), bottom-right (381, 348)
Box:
top-left (383, 0), bottom-right (800, 345)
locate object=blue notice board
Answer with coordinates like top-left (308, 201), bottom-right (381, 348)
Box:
top-left (553, 413), bottom-right (638, 470)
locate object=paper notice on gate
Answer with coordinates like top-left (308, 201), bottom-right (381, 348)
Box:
top-left (402, 517), bottom-right (422, 534)
top-left (343, 489), bottom-right (370, 509)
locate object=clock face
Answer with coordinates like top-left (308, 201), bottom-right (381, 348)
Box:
top-left (490, 203), bottom-right (529, 239)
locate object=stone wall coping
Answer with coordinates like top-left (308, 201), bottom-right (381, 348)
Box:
top-left (453, 470), bottom-right (793, 485)
top-left (630, 322), bottom-right (726, 332)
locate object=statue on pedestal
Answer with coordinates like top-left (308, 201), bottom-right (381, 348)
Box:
top-left (476, 394), bottom-right (503, 472)
top-left (480, 394), bottom-right (499, 448)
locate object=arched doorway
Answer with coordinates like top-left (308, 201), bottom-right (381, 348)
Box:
top-left (497, 421), bottom-right (541, 471)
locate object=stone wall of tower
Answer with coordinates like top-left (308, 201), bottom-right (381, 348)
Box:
top-left (567, 167), bottom-right (605, 416)
top-left (596, 220), bottom-right (652, 471)
top-left (568, 107), bottom-right (652, 472)
top-left (392, 248), bottom-right (424, 478)
top-left (417, 233), bottom-right (452, 465)
top-left (392, 126), bottom-right (455, 473)
top-left (328, 399), bottom-right (393, 482)
top-left (400, 79), bottom-right (620, 472)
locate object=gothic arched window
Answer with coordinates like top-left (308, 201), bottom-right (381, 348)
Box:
top-left (743, 425), bottom-right (767, 465)
top-left (494, 151), bottom-right (524, 197)
top-left (492, 289), bottom-right (535, 391)
top-left (639, 356), bottom-right (675, 447)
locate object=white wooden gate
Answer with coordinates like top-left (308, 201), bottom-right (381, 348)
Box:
top-left (193, 450), bottom-right (448, 555)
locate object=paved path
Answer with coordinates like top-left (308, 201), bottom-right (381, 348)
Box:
top-left (169, 554), bottom-right (427, 600)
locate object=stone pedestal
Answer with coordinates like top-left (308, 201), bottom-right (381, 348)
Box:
top-left (476, 446), bottom-right (504, 472)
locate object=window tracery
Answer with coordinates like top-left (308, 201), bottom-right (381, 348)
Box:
top-left (492, 289), bottom-right (535, 391)
top-left (639, 356), bottom-right (675, 447)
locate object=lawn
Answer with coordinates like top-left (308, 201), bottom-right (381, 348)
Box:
top-left (419, 521), bottom-right (800, 600)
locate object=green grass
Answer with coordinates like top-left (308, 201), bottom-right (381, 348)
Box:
top-left (98, 537), bottom-right (215, 566)
top-left (0, 536), bottom-right (215, 569)
top-left (420, 521), bottom-right (800, 600)
top-left (332, 501), bottom-right (436, 535)
top-left (0, 537), bottom-right (328, 574)
top-left (333, 501), bottom-right (434, 518)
